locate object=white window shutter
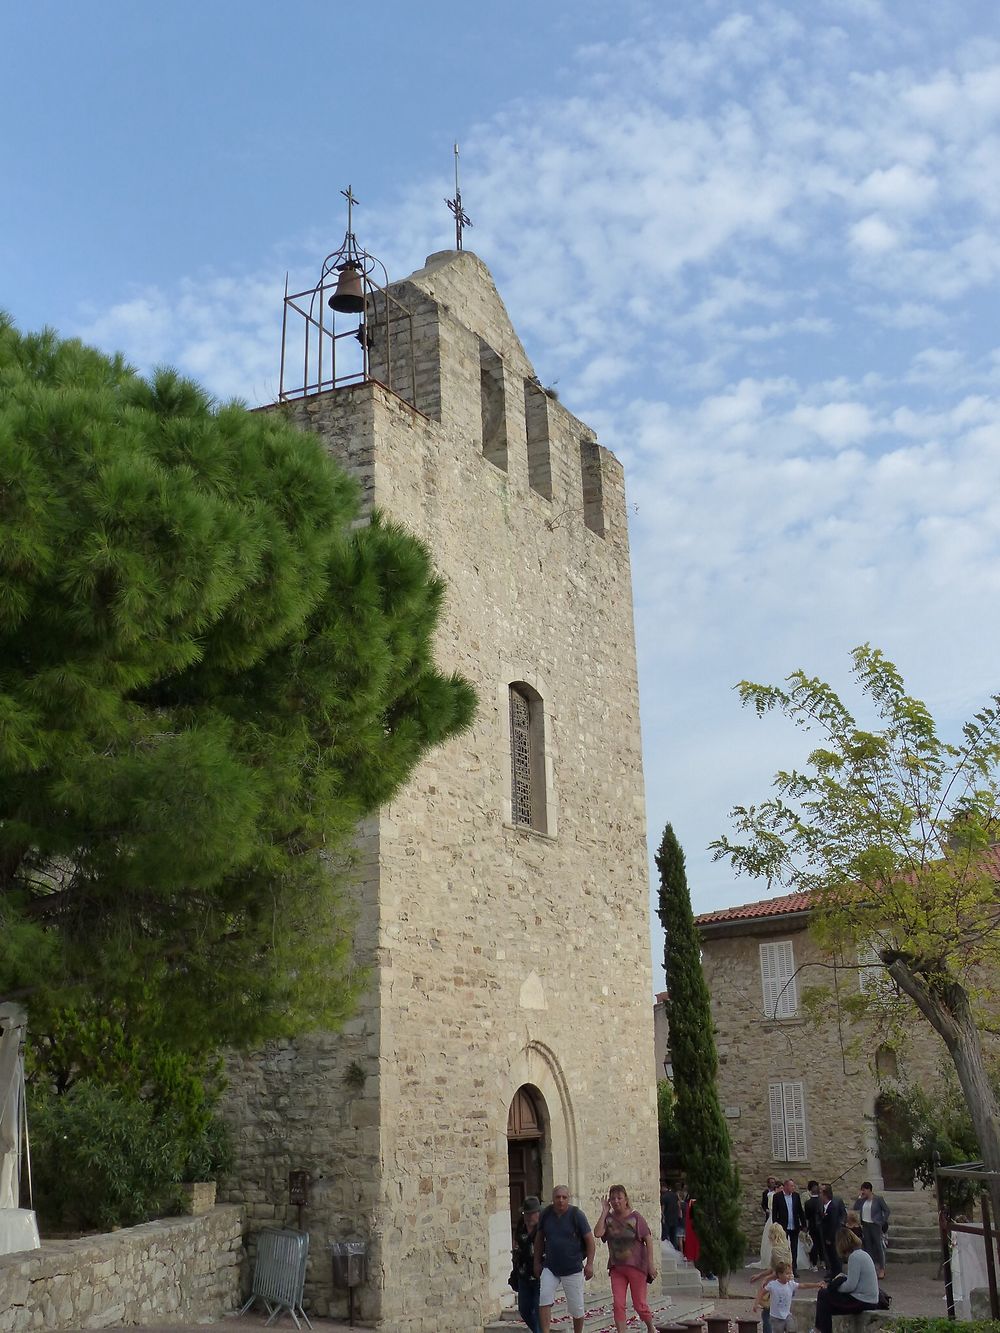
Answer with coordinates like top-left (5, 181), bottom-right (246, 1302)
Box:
top-left (774, 940), bottom-right (797, 1017)
top-left (782, 1081), bottom-right (808, 1161)
top-left (857, 941), bottom-right (882, 994)
top-left (769, 1082), bottom-right (787, 1159)
top-left (761, 940), bottom-right (797, 1018)
top-left (760, 943), bottom-right (779, 1017)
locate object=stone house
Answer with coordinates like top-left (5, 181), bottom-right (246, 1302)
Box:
top-left (223, 249), bottom-right (660, 1332)
top-left (693, 890), bottom-right (955, 1243)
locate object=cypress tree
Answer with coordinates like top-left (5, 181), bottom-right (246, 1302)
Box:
top-left (656, 823), bottom-right (744, 1291)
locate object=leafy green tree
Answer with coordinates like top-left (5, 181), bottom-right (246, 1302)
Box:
top-left (877, 1060), bottom-right (1000, 1215)
top-left (712, 645), bottom-right (1000, 1225)
top-left (0, 317), bottom-right (476, 1087)
top-left (656, 823), bottom-right (745, 1290)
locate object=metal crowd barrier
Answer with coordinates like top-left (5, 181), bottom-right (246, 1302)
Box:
top-left (239, 1227), bottom-right (312, 1329)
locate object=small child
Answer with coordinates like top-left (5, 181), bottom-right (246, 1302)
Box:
top-left (754, 1225), bottom-right (793, 1333)
top-left (753, 1261), bottom-right (822, 1333)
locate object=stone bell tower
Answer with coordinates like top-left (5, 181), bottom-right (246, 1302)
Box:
top-left (225, 214), bottom-right (659, 1332)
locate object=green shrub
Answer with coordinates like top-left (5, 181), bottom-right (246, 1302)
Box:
top-left (29, 1078), bottom-right (235, 1231)
top-left (181, 1110), bottom-right (234, 1182)
top-left (30, 1082), bottom-right (186, 1231)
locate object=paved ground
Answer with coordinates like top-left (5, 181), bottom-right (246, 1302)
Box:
top-left (97, 1259), bottom-right (950, 1331)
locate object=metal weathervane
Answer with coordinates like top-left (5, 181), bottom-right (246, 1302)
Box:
top-left (445, 142), bottom-right (473, 251)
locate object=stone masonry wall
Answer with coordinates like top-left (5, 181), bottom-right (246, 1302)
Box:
top-left (366, 252), bottom-right (658, 1331)
top-left (222, 818), bottom-right (383, 1319)
top-left (0, 1206), bottom-right (242, 1331)
top-left (699, 920), bottom-right (967, 1244)
top-left (227, 250), bottom-right (660, 1332)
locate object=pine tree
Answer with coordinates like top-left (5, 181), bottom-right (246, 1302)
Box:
top-left (0, 317), bottom-right (477, 1086)
top-left (656, 823), bottom-right (744, 1291)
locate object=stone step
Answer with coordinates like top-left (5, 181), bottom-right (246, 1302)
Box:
top-left (890, 1231), bottom-right (939, 1248)
top-left (881, 1193), bottom-right (937, 1217)
top-left (661, 1274), bottom-right (708, 1294)
top-left (885, 1210), bottom-right (938, 1225)
top-left (888, 1246), bottom-right (941, 1264)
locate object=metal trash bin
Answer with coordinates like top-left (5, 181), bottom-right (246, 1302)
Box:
top-left (330, 1241), bottom-right (367, 1326)
top-left (331, 1240), bottom-right (367, 1286)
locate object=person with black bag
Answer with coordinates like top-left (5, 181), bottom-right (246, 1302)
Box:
top-left (810, 1227), bottom-right (882, 1333)
top-left (511, 1195), bottom-right (542, 1333)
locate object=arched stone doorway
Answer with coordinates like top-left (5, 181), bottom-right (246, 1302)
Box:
top-left (875, 1093), bottom-right (913, 1188)
top-left (508, 1085), bottom-right (546, 1232)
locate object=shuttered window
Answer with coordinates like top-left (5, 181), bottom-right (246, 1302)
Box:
top-left (857, 941), bottom-right (885, 995)
top-left (759, 940), bottom-right (798, 1018)
top-left (769, 1080), bottom-right (808, 1162)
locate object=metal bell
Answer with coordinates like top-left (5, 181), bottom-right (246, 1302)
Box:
top-left (328, 262), bottom-right (365, 314)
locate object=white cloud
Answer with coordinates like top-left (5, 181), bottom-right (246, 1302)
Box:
top-left (64, 4), bottom-right (1000, 945)
top-left (76, 274), bottom-right (284, 404)
top-left (849, 214), bottom-right (901, 254)
top-left (857, 163), bottom-right (937, 212)
top-left (79, 295), bottom-right (173, 368)
top-left (787, 401), bottom-right (875, 446)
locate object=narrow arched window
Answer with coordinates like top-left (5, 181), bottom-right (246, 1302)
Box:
top-left (509, 683), bottom-right (547, 833)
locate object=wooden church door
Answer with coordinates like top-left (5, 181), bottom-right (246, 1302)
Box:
top-left (507, 1086), bottom-right (545, 1231)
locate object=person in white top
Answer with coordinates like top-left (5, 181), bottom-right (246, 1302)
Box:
top-left (753, 1261), bottom-right (822, 1333)
top-left (852, 1182), bottom-right (890, 1278)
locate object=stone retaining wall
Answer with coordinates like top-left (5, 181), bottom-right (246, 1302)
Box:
top-left (0, 1205), bottom-right (243, 1330)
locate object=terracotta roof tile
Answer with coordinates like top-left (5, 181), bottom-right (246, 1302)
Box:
top-left (696, 845), bottom-right (1000, 929)
top-left (694, 890), bottom-right (813, 927)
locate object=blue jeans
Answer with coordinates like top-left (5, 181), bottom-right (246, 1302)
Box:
top-left (517, 1275), bottom-right (541, 1333)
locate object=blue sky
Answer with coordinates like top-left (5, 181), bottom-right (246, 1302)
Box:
top-left (5, 2), bottom-right (1000, 986)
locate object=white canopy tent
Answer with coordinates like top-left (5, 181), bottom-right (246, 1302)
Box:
top-left (0, 1003), bottom-right (39, 1255)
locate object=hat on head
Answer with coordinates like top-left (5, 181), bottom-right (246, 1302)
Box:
top-left (521, 1195), bottom-right (542, 1214)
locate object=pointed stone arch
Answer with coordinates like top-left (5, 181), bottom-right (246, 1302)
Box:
top-left (487, 1040), bottom-right (580, 1304)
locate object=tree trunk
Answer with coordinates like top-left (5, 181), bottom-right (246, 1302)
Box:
top-left (888, 958), bottom-right (1000, 1228)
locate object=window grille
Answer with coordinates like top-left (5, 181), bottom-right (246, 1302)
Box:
top-left (759, 940), bottom-right (798, 1018)
top-left (510, 687), bottom-right (532, 827)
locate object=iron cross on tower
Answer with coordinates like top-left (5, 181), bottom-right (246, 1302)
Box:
top-left (341, 185), bottom-right (359, 248)
top-left (445, 143), bottom-right (473, 252)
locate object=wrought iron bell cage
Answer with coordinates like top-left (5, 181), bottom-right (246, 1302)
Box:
top-left (278, 189), bottom-right (416, 405)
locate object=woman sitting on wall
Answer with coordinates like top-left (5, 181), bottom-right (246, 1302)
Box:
top-left (811, 1227), bottom-right (880, 1333)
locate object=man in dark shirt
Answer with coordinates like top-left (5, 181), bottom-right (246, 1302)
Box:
top-left (804, 1180), bottom-right (824, 1269)
top-left (819, 1183), bottom-right (848, 1279)
top-left (661, 1182), bottom-right (681, 1248)
top-left (533, 1185), bottom-right (595, 1333)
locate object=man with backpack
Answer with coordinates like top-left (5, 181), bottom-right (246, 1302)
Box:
top-left (533, 1185), bottom-right (595, 1333)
